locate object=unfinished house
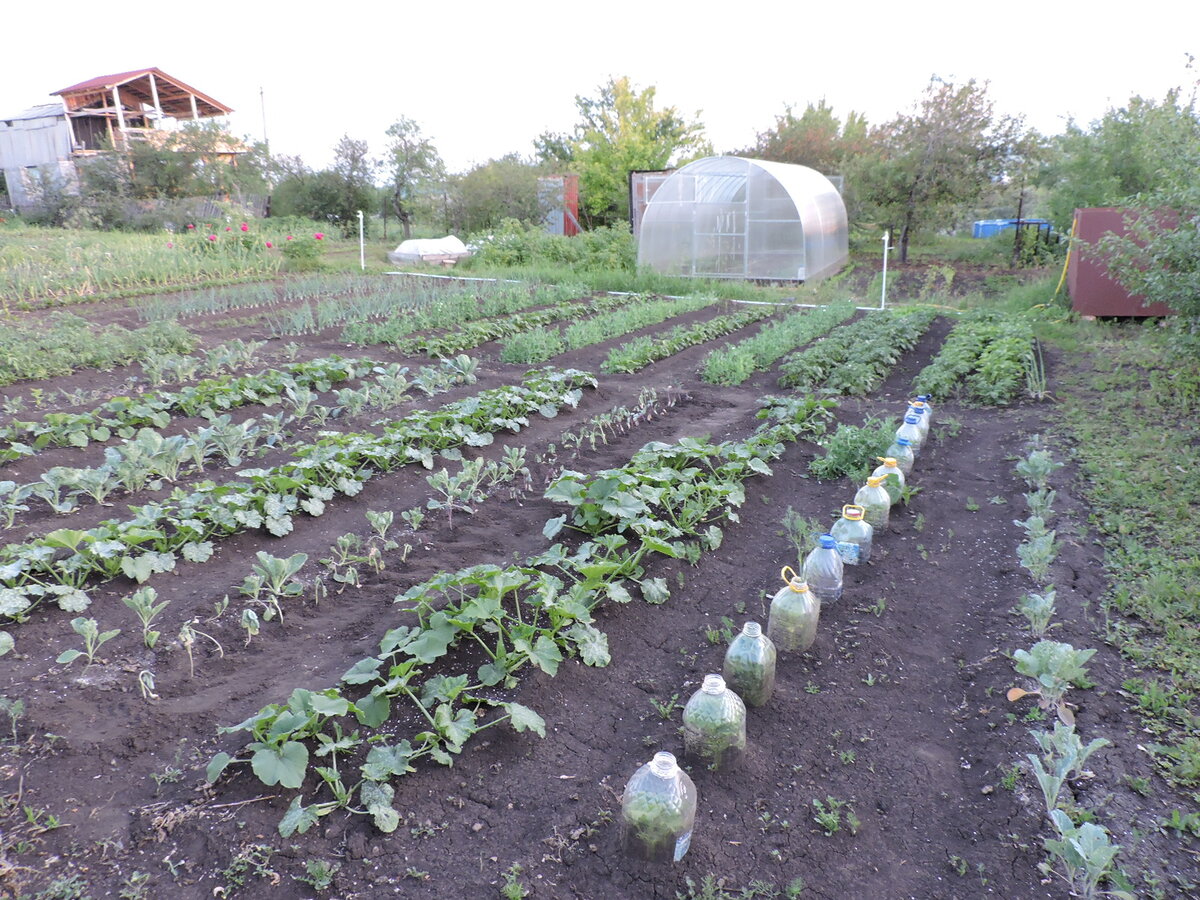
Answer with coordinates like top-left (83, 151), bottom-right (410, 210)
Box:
top-left (0, 68), bottom-right (233, 212)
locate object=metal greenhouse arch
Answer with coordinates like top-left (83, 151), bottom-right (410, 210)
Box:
top-left (637, 156), bottom-right (848, 282)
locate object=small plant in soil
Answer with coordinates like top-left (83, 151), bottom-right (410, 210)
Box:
top-left (240, 551), bottom-right (309, 622)
top-left (122, 586), bottom-right (170, 649)
top-left (1040, 813), bottom-right (1132, 900)
top-left (1009, 640), bottom-right (1096, 725)
top-left (500, 862), bottom-right (529, 899)
top-left (56, 616), bottom-right (121, 669)
top-left (811, 796), bottom-right (857, 836)
top-left (650, 693), bottom-right (682, 720)
top-left (1017, 589), bottom-right (1058, 638)
top-left (0, 695), bottom-right (24, 743)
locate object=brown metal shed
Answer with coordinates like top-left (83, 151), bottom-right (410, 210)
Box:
top-left (1067, 207), bottom-right (1177, 317)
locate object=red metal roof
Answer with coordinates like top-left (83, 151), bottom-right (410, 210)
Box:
top-left (52, 67), bottom-right (232, 116)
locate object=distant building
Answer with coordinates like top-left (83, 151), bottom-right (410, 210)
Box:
top-left (0, 67), bottom-right (233, 212)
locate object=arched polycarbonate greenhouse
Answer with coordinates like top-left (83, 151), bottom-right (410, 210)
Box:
top-left (637, 156), bottom-right (848, 282)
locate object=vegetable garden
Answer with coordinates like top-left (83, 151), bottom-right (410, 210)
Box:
top-left (0, 270), bottom-right (1195, 900)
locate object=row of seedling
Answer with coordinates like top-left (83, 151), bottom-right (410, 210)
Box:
top-left (1, 358), bottom-right (481, 526)
top-left (620, 395), bottom-right (939, 862)
top-left (1005, 442), bottom-right (1131, 899)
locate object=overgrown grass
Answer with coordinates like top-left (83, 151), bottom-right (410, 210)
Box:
top-left (0, 223), bottom-right (282, 309)
top-left (1054, 322), bottom-right (1200, 788)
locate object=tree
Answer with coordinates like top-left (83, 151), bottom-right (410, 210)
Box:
top-left (536, 76), bottom-right (710, 227)
top-left (1039, 89), bottom-right (1200, 231)
top-left (383, 118), bottom-right (444, 240)
top-left (853, 77), bottom-right (1021, 261)
top-left (445, 154), bottom-right (546, 234)
top-left (738, 100), bottom-right (870, 175)
top-left (1095, 86), bottom-right (1200, 325)
top-left (271, 135), bottom-right (375, 235)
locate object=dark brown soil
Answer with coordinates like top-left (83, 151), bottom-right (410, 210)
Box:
top-left (0, 291), bottom-right (1190, 900)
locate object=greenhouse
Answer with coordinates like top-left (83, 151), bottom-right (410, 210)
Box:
top-left (637, 156), bottom-right (848, 282)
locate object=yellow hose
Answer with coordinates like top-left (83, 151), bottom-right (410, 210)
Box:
top-left (1052, 213), bottom-right (1077, 300)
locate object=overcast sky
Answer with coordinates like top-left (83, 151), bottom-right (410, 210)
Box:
top-left (4, 2), bottom-right (1195, 174)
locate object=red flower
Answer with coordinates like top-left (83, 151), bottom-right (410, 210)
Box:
top-left (186, 223), bottom-right (195, 230)
top-left (207, 234), bottom-right (218, 241)
top-left (225, 226), bottom-right (232, 231)
top-left (265, 241), bottom-right (273, 249)
top-left (166, 242), bottom-right (174, 248)
top-left (286, 235), bottom-right (294, 241)
top-left (240, 223), bottom-right (249, 232)
top-left (314, 232), bottom-right (325, 240)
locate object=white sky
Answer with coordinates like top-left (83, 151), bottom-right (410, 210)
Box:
top-left (3, 2), bottom-right (1196, 174)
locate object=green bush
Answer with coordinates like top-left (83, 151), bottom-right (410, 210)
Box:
top-left (464, 219), bottom-right (636, 271)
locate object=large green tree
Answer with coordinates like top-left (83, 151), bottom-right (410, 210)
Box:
top-left (383, 117), bottom-right (445, 240)
top-left (738, 100), bottom-right (870, 176)
top-left (272, 134), bottom-right (375, 234)
top-left (536, 76), bottom-right (710, 227)
top-left (1093, 88), bottom-right (1200, 324)
top-left (854, 77), bottom-right (1021, 261)
top-left (445, 154), bottom-right (546, 234)
top-left (1039, 89), bottom-right (1200, 231)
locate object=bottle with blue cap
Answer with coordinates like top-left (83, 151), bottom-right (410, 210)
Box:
top-left (916, 394), bottom-right (935, 428)
top-left (885, 436), bottom-right (916, 476)
top-left (895, 414), bottom-right (924, 454)
top-left (907, 399), bottom-right (931, 442)
top-left (802, 533), bottom-right (844, 605)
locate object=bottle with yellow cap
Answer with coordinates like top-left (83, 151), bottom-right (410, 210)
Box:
top-left (682, 674), bottom-right (747, 772)
top-left (723, 622), bottom-right (776, 707)
top-left (830, 504), bottom-right (873, 564)
top-left (767, 567), bottom-right (820, 652)
top-left (854, 475), bottom-right (892, 530)
top-left (871, 457), bottom-right (906, 506)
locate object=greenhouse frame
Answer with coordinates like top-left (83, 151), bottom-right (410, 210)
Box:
top-left (637, 156), bottom-right (848, 282)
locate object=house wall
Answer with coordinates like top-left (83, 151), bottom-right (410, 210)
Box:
top-left (0, 108), bottom-right (75, 211)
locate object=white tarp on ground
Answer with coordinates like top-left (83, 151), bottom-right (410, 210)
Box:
top-left (387, 235), bottom-right (471, 264)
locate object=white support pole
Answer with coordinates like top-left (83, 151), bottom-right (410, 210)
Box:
top-left (880, 230), bottom-right (892, 310)
top-left (112, 85), bottom-right (126, 134)
top-left (190, 94), bottom-right (199, 121)
top-left (148, 73), bottom-right (161, 119)
top-left (357, 210), bottom-right (365, 271)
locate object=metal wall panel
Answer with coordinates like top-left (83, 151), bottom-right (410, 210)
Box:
top-left (1067, 207), bottom-right (1177, 317)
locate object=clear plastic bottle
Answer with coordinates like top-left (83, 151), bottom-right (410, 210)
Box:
top-left (854, 475), bottom-right (891, 530)
top-left (896, 414), bottom-right (924, 455)
top-left (767, 567), bottom-right (820, 652)
top-left (916, 394), bottom-right (936, 428)
top-left (830, 504), bottom-right (873, 565)
top-left (803, 534), bottom-right (844, 605)
top-left (885, 436), bottom-right (916, 476)
top-left (620, 751), bottom-right (697, 863)
top-left (871, 457), bottom-right (906, 506)
top-left (907, 400), bottom-right (931, 442)
top-left (682, 674), bottom-right (747, 772)
top-left (723, 622), bottom-right (776, 707)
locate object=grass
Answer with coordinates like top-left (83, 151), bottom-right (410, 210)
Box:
top-left (1053, 321), bottom-right (1200, 788)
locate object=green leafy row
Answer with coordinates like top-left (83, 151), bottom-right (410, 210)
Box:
top-left (0, 357), bottom-right (370, 464)
top-left (2, 358), bottom-right (479, 527)
top-left (339, 282), bottom-right (586, 346)
top-left (913, 310), bottom-right (1035, 405)
top-left (204, 393), bottom-right (834, 836)
top-left (777, 308), bottom-right (937, 394)
top-left (0, 368), bottom-right (596, 624)
top-left (395, 292), bottom-right (637, 359)
top-left (701, 303), bottom-right (857, 385)
top-left (600, 305), bottom-right (777, 374)
top-left (0, 314), bottom-right (196, 387)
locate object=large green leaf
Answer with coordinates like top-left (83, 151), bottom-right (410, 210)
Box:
top-left (503, 702), bottom-right (546, 737)
top-left (278, 795), bottom-right (321, 837)
top-left (361, 781), bottom-right (400, 833)
top-left (527, 635), bottom-right (563, 676)
top-left (567, 623), bottom-right (610, 667)
top-left (250, 740), bottom-right (308, 789)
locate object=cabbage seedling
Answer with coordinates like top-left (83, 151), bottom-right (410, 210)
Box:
top-left (56, 616), bottom-right (121, 669)
top-left (1008, 640), bottom-right (1096, 725)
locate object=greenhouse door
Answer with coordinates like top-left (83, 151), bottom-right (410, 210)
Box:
top-left (691, 172), bottom-right (748, 278)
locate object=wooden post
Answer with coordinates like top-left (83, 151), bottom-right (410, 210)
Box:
top-left (190, 94), bottom-right (199, 121)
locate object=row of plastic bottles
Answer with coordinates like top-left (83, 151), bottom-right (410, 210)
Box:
top-left (620, 398), bottom-right (936, 862)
